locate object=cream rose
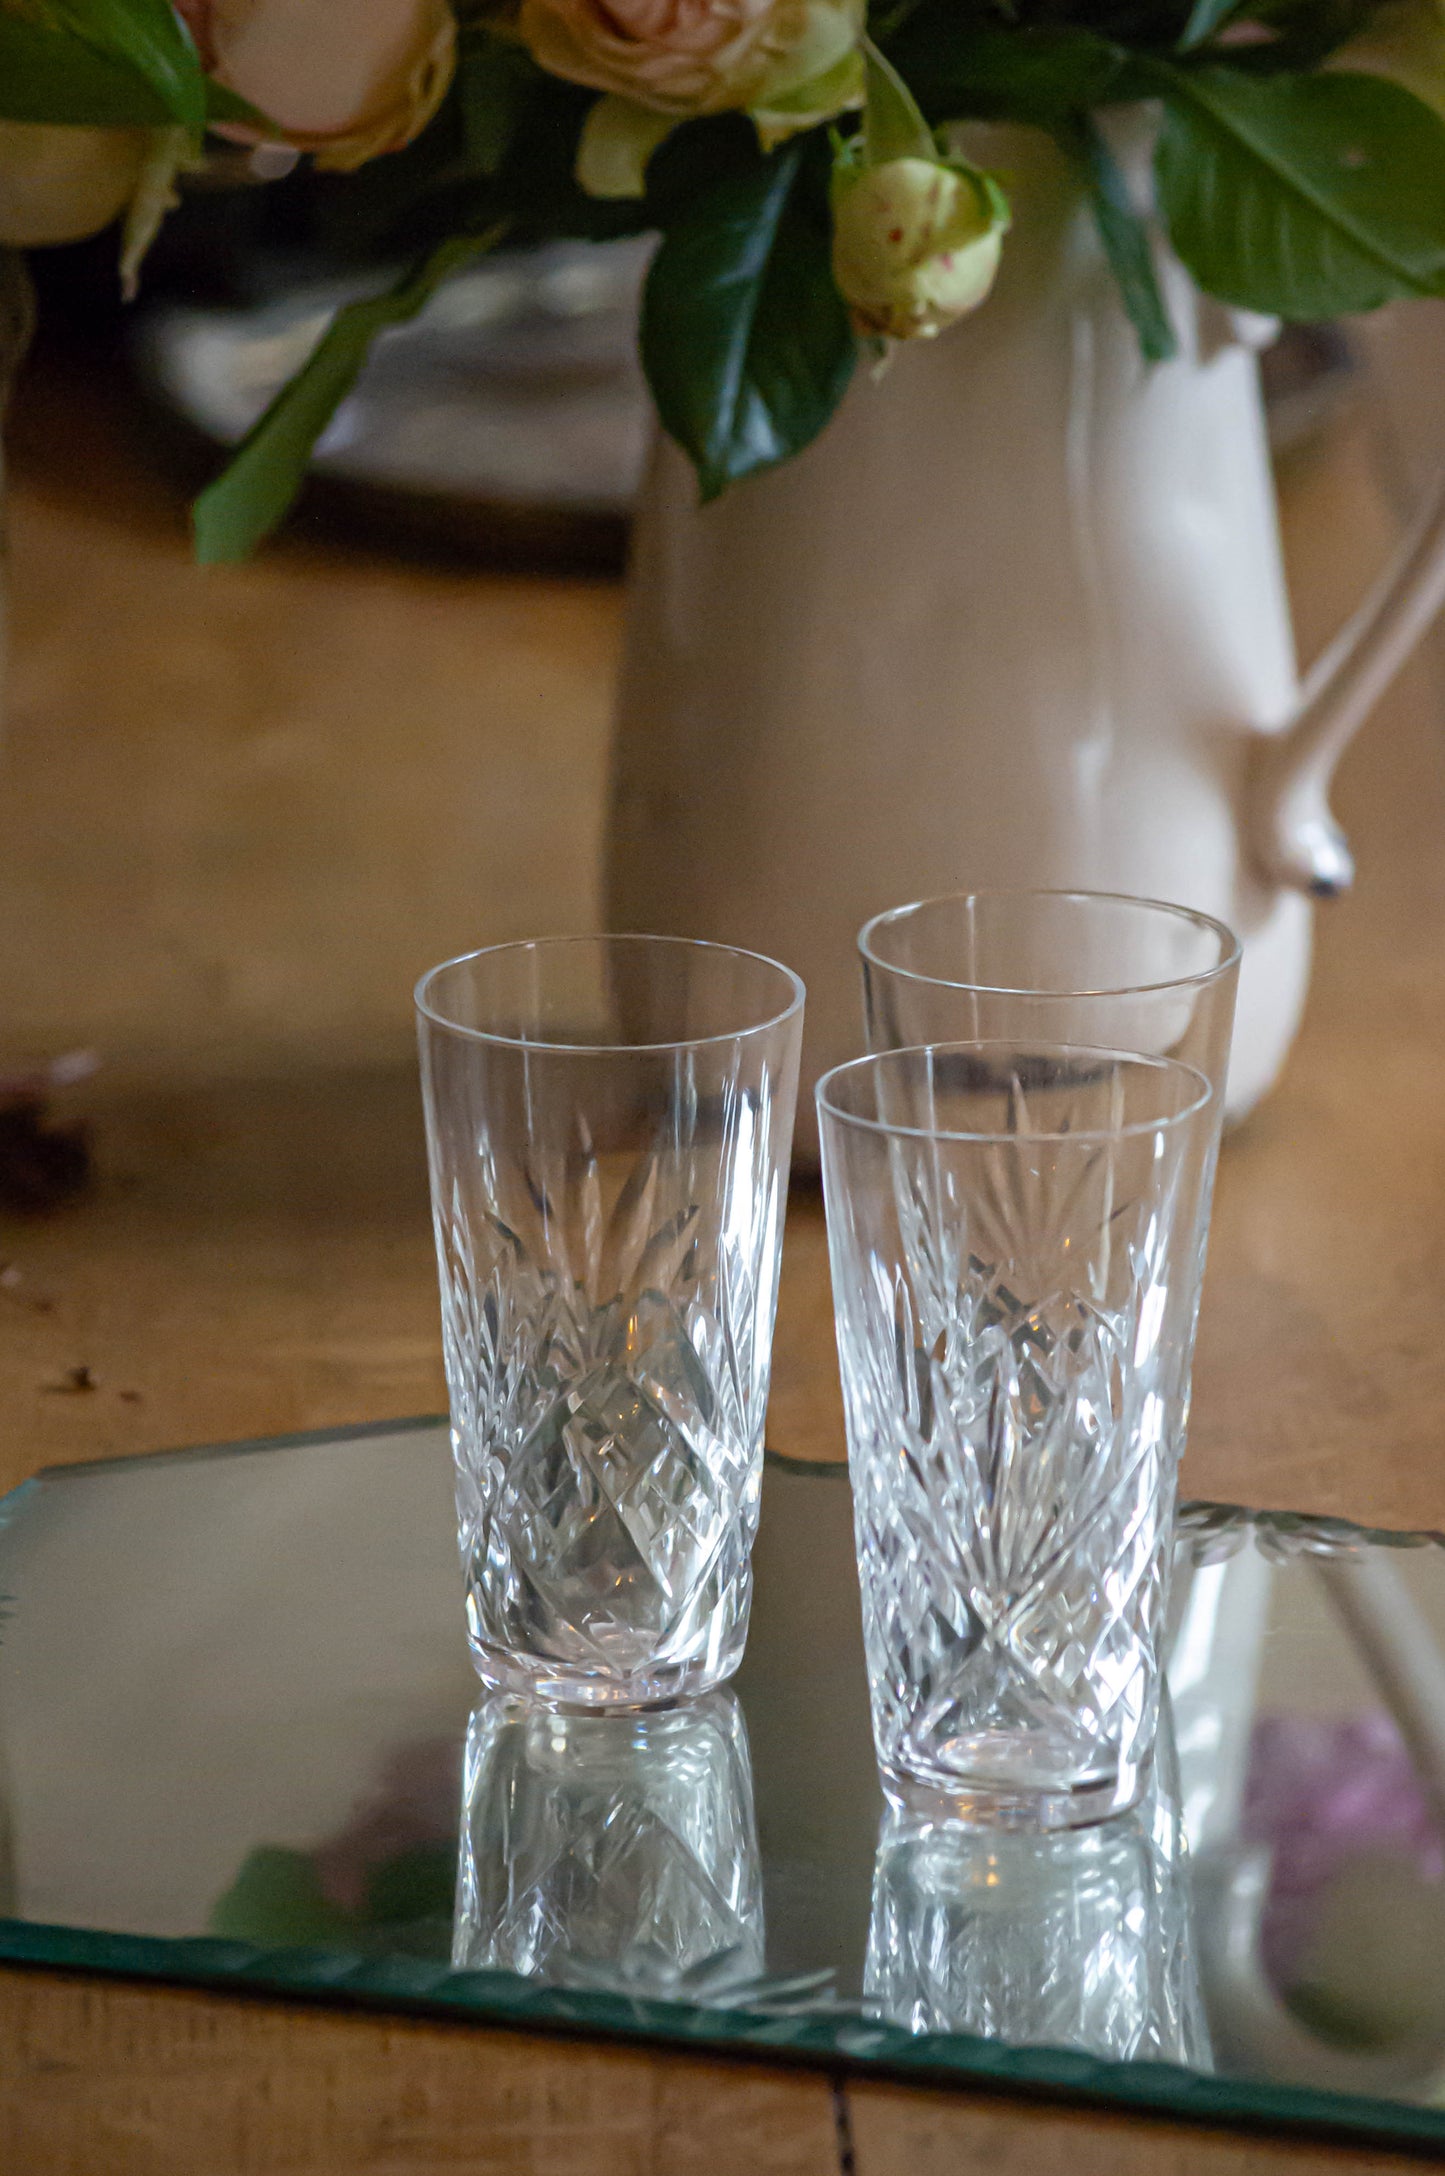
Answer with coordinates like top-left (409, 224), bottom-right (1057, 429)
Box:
top-left (520, 0), bottom-right (861, 122)
top-left (176, 0), bottom-right (456, 170)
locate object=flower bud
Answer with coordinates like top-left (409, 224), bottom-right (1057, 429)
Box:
top-left (831, 153), bottom-right (1006, 341)
top-left (0, 123), bottom-right (147, 247)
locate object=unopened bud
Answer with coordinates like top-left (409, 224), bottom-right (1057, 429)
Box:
top-left (832, 152), bottom-right (1006, 341)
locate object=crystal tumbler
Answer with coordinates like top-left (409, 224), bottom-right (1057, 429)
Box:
top-left (817, 1042), bottom-right (1219, 1828)
top-left (860, 890), bottom-right (1239, 1103)
top-left (453, 1691), bottom-right (763, 1999)
top-left (866, 1746), bottom-right (1207, 2064)
top-left (417, 935), bottom-right (803, 1708)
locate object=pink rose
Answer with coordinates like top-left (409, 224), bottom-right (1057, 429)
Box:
top-left (519, 0), bottom-right (861, 122)
top-left (177, 0), bottom-right (456, 170)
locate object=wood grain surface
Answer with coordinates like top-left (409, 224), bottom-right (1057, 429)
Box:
top-left (845, 2081), bottom-right (1440, 2174)
top-left (0, 1972), bottom-right (843, 2176)
top-left (2, 343), bottom-right (1445, 2171)
top-left (0, 355), bottom-right (621, 1084)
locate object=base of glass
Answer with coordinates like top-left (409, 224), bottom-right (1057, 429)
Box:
top-left (466, 1635), bottom-right (737, 1712)
top-left (880, 1755), bottom-right (1147, 1833)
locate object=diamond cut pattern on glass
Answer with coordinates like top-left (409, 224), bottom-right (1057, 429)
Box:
top-left (437, 1095), bottom-right (784, 1686)
top-left (455, 1696), bottom-right (764, 1999)
top-left (866, 1756), bottom-right (1209, 2063)
top-left (832, 1082), bottom-right (1209, 1805)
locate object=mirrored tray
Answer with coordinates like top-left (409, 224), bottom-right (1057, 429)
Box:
top-left (3, 1421), bottom-right (1445, 2154)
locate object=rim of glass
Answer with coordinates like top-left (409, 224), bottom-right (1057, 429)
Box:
top-left (858, 888), bottom-right (1242, 999)
top-left (816, 1040), bottom-right (1215, 1145)
top-left (415, 933), bottom-right (806, 1054)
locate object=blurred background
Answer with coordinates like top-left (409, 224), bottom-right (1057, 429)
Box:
top-left (6, 191), bottom-right (1436, 1085)
top-left (4, 197), bottom-right (656, 1089)
top-left (2, 196), bottom-right (1444, 1481)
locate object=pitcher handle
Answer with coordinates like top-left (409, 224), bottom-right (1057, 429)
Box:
top-left (1246, 456), bottom-right (1445, 897)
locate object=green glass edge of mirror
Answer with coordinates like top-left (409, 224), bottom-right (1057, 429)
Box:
top-left (3, 1422), bottom-right (1445, 2157)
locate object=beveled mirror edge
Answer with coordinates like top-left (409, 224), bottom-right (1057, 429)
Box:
top-left (3, 1420), bottom-right (1445, 2156)
top-left (1, 1909), bottom-right (1444, 2157)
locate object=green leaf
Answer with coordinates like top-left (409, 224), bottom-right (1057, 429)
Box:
top-left (317, 68), bottom-right (650, 261)
top-left (192, 231), bottom-right (506, 564)
top-left (887, 19), bottom-right (1133, 128)
top-left (640, 138), bottom-right (856, 502)
top-left (363, 1846), bottom-right (456, 1929)
top-left (453, 30), bottom-right (542, 178)
top-left (1155, 68), bottom-right (1445, 317)
top-left (51, 0), bottom-right (208, 136)
top-left (0, 14), bottom-right (175, 125)
top-left (861, 38), bottom-right (934, 164)
top-left (1058, 115), bottom-right (1176, 362)
top-left (209, 1847), bottom-right (353, 1946)
top-left (205, 78), bottom-right (274, 132)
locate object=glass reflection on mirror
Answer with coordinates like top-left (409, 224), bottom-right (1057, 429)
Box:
top-left (865, 1728), bottom-right (1209, 2067)
top-left (5, 1427), bottom-right (1445, 2152)
top-left (453, 1690), bottom-right (764, 2002)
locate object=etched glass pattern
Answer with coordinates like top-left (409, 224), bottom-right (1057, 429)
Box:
top-left (454, 1693), bottom-right (764, 1999)
top-left (866, 1727), bottom-right (1209, 2063)
top-left (819, 1045), bottom-right (1218, 1826)
top-left (418, 936), bottom-right (802, 1707)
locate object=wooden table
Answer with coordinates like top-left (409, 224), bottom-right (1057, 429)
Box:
top-left (1, 346), bottom-right (1443, 2173)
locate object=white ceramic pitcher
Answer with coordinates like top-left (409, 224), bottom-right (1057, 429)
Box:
top-left (607, 126), bottom-right (1445, 1143)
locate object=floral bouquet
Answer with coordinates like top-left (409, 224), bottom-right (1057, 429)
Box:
top-left (4, 0), bottom-right (1445, 559)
